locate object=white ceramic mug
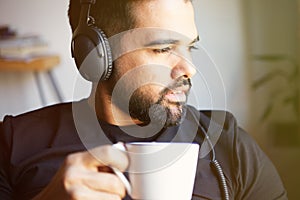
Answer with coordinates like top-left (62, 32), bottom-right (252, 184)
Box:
top-left (114, 142), bottom-right (199, 200)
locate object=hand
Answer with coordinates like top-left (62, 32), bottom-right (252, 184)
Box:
top-left (33, 145), bottom-right (129, 200)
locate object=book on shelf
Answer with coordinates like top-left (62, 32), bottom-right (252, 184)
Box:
top-left (0, 34), bottom-right (49, 59)
top-left (1, 52), bottom-right (57, 62)
top-left (0, 25), bottom-right (16, 39)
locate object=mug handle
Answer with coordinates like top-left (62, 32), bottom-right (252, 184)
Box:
top-left (112, 143), bottom-right (132, 196)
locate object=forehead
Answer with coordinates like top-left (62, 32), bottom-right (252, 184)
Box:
top-left (130, 0), bottom-right (197, 39)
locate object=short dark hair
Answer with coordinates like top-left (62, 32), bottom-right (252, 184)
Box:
top-left (68, 0), bottom-right (139, 37)
top-left (68, 0), bottom-right (193, 37)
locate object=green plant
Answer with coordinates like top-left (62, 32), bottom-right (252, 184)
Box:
top-left (252, 54), bottom-right (299, 121)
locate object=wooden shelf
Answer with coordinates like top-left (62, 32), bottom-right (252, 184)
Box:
top-left (0, 55), bottom-right (60, 72)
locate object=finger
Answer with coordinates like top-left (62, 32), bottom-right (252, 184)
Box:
top-left (88, 145), bottom-right (129, 171)
top-left (64, 167), bottom-right (126, 199)
top-left (71, 145), bottom-right (129, 171)
top-left (82, 171), bottom-right (126, 198)
top-left (68, 184), bottom-right (122, 200)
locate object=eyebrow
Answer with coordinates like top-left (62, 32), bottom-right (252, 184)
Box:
top-left (144, 35), bottom-right (200, 47)
top-left (144, 39), bottom-right (179, 47)
top-left (189, 35), bottom-right (200, 45)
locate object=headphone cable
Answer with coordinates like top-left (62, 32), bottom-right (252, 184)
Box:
top-left (189, 108), bottom-right (230, 200)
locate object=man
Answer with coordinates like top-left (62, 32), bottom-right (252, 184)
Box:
top-left (0, 0), bottom-right (287, 199)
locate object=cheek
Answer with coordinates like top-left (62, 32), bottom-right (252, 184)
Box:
top-left (111, 52), bottom-right (146, 81)
top-left (111, 51), bottom-right (177, 92)
top-left (135, 84), bottom-right (163, 100)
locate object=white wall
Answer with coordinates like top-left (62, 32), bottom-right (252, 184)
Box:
top-left (0, 0), bottom-right (249, 130)
top-left (0, 0), bottom-right (91, 120)
top-left (193, 0), bottom-right (249, 128)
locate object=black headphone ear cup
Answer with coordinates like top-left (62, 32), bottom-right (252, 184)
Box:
top-left (92, 26), bottom-right (113, 80)
top-left (72, 26), bottom-right (113, 82)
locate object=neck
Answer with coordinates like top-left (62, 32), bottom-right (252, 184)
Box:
top-left (88, 83), bottom-right (142, 126)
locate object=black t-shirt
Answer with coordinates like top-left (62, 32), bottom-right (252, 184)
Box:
top-left (0, 100), bottom-right (287, 199)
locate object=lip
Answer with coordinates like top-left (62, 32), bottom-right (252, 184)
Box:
top-left (164, 89), bottom-right (187, 103)
top-left (173, 84), bottom-right (190, 94)
top-left (159, 76), bottom-right (191, 103)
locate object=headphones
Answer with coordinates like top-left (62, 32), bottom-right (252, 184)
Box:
top-left (71, 0), bottom-right (113, 82)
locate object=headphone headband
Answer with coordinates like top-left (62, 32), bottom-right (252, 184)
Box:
top-left (80, 0), bottom-right (96, 4)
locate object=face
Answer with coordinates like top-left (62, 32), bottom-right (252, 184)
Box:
top-left (106, 0), bottom-right (198, 127)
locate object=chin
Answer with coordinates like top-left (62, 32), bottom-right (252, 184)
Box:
top-left (147, 102), bottom-right (187, 128)
top-left (164, 104), bottom-right (187, 127)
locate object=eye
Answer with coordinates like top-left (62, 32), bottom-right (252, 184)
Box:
top-left (188, 44), bottom-right (199, 52)
top-left (153, 46), bottom-right (172, 54)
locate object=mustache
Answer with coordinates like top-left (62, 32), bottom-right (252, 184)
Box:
top-left (159, 75), bottom-right (192, 98)
top-left (171, 75), bottom-right (191, 89)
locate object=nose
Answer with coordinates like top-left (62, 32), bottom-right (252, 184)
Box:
top-left (170, 48), bottom-right (196, 79)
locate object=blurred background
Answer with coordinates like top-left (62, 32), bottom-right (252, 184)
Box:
top-left (0, 0), bottom-right (299, 199)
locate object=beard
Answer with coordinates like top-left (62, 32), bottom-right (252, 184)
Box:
top-left (128, 76), bottom-right (191, 127)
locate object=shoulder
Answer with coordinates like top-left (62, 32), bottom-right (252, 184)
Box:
top-left (194, 108), bottom-right (266, 167)
top-left (1, 100), bottom-right (84, 152)
top-left (186, 107), bottom-right (242, 164)
top-left (2, 99), bottom-right (89, 129)
top-left (187, 107), bottom-right (238, 144)
top-left (0, 102), bottom-right (72, 148)
top-left (193, 108), bottom-right (251, 148)
top-left (198, 109), bottom-right (237, 131)
top-left (4, 101), bottom-right (73, 122)
top-left (1, 100), bottom-right (88, 163)
top-left (191, 108), bottom-right (287, 199)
